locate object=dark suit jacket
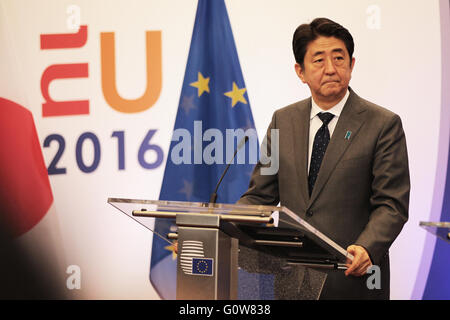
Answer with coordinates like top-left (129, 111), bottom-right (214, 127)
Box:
top-left (237, 88), bottom-right (410, 299)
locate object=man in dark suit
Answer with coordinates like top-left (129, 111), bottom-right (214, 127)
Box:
top-left (238, 18), bottom-right (410, 299)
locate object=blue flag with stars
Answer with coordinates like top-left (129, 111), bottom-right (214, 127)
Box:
top-left (149, 0), bottom-right (259, 299)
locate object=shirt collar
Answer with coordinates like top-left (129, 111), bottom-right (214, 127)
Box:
top-left (310, 89), bottom-right (350, 120)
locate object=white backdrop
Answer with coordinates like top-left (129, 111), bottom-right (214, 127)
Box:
top-left (0, 0), bottom-right (442, 299)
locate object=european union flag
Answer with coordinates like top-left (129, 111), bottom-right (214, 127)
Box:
top-left (149, 0), bottom-right (258, 299)
top-left (192, 258), bottom-right (214, 276)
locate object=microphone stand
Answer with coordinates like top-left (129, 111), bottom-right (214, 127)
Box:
top-left (209, 136), bottom-right (249, 205)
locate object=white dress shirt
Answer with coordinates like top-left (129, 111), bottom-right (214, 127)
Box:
top-left (308, 89), bottom-right (350, 172)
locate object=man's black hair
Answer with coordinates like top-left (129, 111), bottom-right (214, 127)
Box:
top-left (292, 17), bottom-right (354, 68)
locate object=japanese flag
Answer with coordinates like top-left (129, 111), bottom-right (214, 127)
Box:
top-left (0, 97), bottom-right (67, 298)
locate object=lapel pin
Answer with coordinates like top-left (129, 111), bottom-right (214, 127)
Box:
top-left (345, 131), bottom-right (352, 140)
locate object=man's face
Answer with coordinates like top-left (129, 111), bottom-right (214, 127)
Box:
top-left (295, 36), bottom-right (355, 107)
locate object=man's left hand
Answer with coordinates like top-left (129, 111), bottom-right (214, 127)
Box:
top-left (345, 245), bottom-right (372, 277)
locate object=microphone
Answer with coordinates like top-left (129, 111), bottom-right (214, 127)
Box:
top-left (209, 136), bottom-right (249, 204)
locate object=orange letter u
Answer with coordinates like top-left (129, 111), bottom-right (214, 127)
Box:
top-left (101, 31), bottom-right (162, 113)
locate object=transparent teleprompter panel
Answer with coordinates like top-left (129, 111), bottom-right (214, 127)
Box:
top-left (107, 198), bottom-right (353, 263)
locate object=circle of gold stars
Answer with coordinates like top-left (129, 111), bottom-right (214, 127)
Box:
top-left (196, 259), bottom-right (209, 274)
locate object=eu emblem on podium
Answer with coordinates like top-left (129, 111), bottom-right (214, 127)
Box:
top-left (192, 258), bottom-right (214, 276)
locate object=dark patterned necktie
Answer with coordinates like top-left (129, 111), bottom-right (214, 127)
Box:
top-left (308, 112), bottom-right (335, 196)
